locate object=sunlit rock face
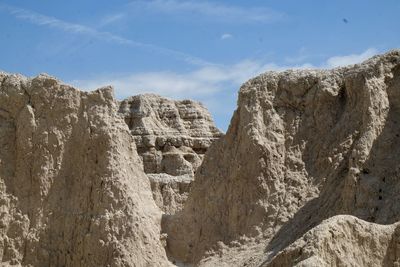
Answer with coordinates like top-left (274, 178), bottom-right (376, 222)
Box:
top-left (0, 73), bottom-right (171, 266)
top-left (119, 94), bottom-right (222, 214)
top-left (164, 50), bottom-right (400, 267)
top-left (3, 50), bottom-right (400, 267)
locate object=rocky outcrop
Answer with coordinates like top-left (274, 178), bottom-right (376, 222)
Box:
top-left (266, 215), bottom-right (400, 267)
top-left (164, 50), bottom-right (400, 266)
top-left (4, 50), bottom-right (400, 267)
top-left (119, 94), bottom-right (222, 213)
top-left (0, 73), bottom-right (170, 266)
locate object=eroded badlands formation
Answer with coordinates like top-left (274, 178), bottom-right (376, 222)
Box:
top-left (119, 95), bottom-right (222, 214)
top-left (1, 50), bottom-right (400, 266)
top-left (0, 74), bottom-right (168, 266)
top-left (165, 49), bottom-right (400, 266)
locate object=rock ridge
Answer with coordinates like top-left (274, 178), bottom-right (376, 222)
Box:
top-left (0, 72), bottom-right (171, 266)
top-left (164, 49), bottom-right (400, 266)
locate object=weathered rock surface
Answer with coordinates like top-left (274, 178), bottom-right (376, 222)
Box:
top-left (164, 50), bottom-right (400, 266)
top-left (0, 73), bottom-right (170, 266)
top-left (3, 50), bottom-right (400, 267)
top-left (148, 174), bottom-right (193, 215)
top-left (266, 215), bottom-right (400, 267)
top-left (119, 94), bottom-right (222, 213)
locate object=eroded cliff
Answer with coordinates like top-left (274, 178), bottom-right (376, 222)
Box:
top-left (119, 94), bottom-right (222, 214)
top-left (0, 73), bottom-right (170, 266)
top-left (2, 50), bottom-right (400, 267)
top-left (164, 50), bottom-right (400, 266)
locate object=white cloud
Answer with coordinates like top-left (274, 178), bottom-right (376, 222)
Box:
top-left (2, 5), bottom-right (133, 45)
top-left (0, 4), bottom-right (211, 66)
top-left (100, 13), bottom-right (125, 26)
top-left (220, 33), bottom-right (233, 40)
top-left (326, 48), bottom-right (378, 68)
top-left (70, 48), bottom-right (378, 131)
top-left (71, 48), bottom-right (379, 101)
top-left (71, 60), bottom-right (313, 100)
top-left (72, 71), bottom-right (219, 99)
top-left (130, 0), bottom-right (285, 23)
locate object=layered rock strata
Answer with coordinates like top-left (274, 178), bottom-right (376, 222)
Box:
top-left (119, 94), bottom-right (222, 213)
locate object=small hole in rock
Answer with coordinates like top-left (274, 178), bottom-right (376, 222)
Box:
top-left (362, 168), bottom-right (370, 174)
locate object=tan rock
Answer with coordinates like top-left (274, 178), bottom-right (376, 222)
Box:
top-left (148, 174), bottom-right (193, 216)
top-left (0, 73), bottom-right (170, 266)
top-left (266, 215), bottom-right (399, 267)
top-left (3, 50), bottom-right (400, 267)
top-left (119, 94), bottom-right (222, 214)
top-left (164, 50), bottom-right (400, 266)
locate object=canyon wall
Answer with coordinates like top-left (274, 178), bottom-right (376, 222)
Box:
top-left (164, 50), bottom-right (400, 266)
top-left (2, 50), bottom-right (400, 267)
top-left (0, 73), bottom-right (170, 266)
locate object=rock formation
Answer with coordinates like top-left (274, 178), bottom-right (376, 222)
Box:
top-left (2, 50), bottom-right (400, 267)
top-left (0, 73), bottom-right (170, 266)
top-left (119, 94), bottom-right (222, 213)
top-left (164, 50), bottom-right (400, 266)
top-left (267, 215), bottom-right (400, 266)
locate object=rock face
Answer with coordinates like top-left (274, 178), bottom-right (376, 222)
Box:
top-left (267, 215), bottom-right (400, 267)
top-left (119, 94), bottom-right (222, 213)
top-left (3, 50), bottom-right (400, 267)
top-left (148, 174), bottom-right (193, 215)
top-left (164, 50), bottom-right (400, 266)
top-left (0, 73), bottom-right (170, 266)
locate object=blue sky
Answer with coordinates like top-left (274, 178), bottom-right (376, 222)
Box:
top-left (0, 1), bottom-right (399, 131)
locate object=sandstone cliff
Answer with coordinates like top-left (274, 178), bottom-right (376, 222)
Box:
top-left (0, 73), bottom-right (170, 266)
top-left (164, 50), bottom-right (400, 266)
top-left (119, 94), bottom-right (221, 214)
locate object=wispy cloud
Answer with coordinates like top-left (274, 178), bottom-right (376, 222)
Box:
top-left (220, 33), bottom-right (233, 40)
top-left (99, 13), bottom-right (126, 27)
top-left (71, 48), bottom-right (378, 100)
top-left (70, 48), bottom-right (378, 131)
top-left (2, 5), bottom-right (133, 45)
top-left (326, 48), bottom-right (378, 68)
top-left (129, 0), bottom-right (285, 23)
top-left (284, 47), bottom-right (311, 64)
top-left (71, 60), bottom-right (312, 99)
top-left (0, 4), bottom-right (212, 66)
